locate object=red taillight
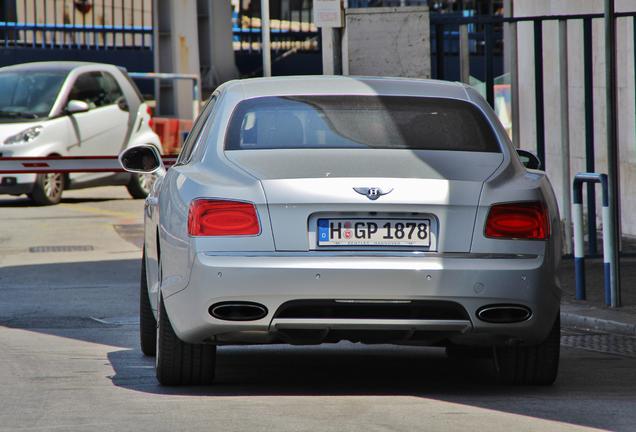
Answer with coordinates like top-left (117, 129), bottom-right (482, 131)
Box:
top-left (188, 199), bottom-right (260, 236)
top-left (146, 105), bottom-right (154, 128)
top-left (485, 202), bottom-right (549, 240)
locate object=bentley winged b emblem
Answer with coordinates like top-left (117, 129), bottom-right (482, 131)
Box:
top-left (353, 187), bottom-right (393, 201)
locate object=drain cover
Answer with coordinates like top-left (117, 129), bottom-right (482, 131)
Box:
top-left (561, 330), bottom-right (636, 358)
top-left (29, 245), bottom-right (94, 253)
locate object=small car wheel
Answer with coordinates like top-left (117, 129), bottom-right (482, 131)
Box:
top-left (30, 172), bottom-right (64, 205)
top-left (493, 314), bottom-right (560, 386)
top-left (156, 294), bottom-right (216, 386)
top-left (126, 173), bottom-right (155, 199)
top-left (139, 249), bottom-right (157, 357)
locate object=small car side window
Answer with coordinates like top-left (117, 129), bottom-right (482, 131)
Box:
top-left (99, 72), bottom-right (125, 106)
top-left (177, 94), bottom-right (217, 165)
top-left (68, 72), bottom-right (104, 109)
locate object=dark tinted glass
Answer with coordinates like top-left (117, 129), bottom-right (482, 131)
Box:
top-left (225, 96), bottom-right (500, 152)
top-left (69, 71), bottom-right (125, 108)
top-left (100, 72), bottom-right (124, 105)
top-left (69, 72), bottom-right (104, 108)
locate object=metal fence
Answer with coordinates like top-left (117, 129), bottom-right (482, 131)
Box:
top-left (0, 0), bottom-right (153, 49)
top-left (432, 11), bottom-right (636, 259)
top-left (347, 0), bottom-right (501, 13)
top-left (347, 0), bottom-right (427, 7)
top-left (232, 0), bottom-right (318, 53)
top-left (431, 14), bottom-right (504, 58)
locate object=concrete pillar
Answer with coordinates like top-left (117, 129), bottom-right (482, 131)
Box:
top-left (321, 27), bottom-right (342, 75)
top-left (260, 0), bottom-right (272, 77)
top-left (153, 0), bottom-right (201, 118)
top-left (458, 24), bottom-right (470, 84)
top-left (196, 0), bottom-right (239, 94)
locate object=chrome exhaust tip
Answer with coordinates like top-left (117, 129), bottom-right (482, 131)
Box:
top-left (476, 304), bottom-right (532, 323)
top-left (209, 302), bottom-right (268, 321)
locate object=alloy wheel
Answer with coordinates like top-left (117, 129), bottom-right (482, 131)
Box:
top-left (43, 173), bottom-right (63, 199)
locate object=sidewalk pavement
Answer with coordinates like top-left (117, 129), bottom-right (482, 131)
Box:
top-left (559, 255), bottom-right (636, 336)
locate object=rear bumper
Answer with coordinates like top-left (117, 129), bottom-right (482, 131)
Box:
top-left (163, 252), bottom-right (560, 346)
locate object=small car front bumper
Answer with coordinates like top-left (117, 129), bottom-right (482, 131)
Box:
top-left (163, 252), bottom-right (560, 346)
top-left (0, 173), bottom-right (36, 195)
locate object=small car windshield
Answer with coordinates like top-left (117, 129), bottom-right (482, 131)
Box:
top-left (225, 95), bottom-right (501, 152)
top-left (0, 70), bottom-right (67, 121)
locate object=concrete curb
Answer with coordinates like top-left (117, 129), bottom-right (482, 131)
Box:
top-left (561, 311), bottom-right (636, 337)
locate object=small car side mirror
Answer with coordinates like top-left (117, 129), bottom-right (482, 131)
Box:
top-left (119, 145), bottom-right (162, 174)
top-left (516, 149), bottom-right (542, 170)
top-left (66, 100), bottom-right (90, 114)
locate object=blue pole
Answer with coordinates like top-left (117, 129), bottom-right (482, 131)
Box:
top-left (572, 177), bottom-right (585, 300)
top-left (598, 174), bottom-right (613, 306)
top-left (573, 173), bottom-right (616, 306)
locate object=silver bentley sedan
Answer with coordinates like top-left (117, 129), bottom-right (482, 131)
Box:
top-left (120, 76), bottom-right (562, 387)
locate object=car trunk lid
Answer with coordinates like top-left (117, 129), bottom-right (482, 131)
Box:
top-left (224, 149), bottom-right (503, 252)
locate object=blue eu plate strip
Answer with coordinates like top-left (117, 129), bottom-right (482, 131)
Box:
top-left (318, 219), bottom-right (329, 244)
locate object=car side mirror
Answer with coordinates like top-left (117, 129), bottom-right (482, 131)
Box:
top-left (66, 100), bottom-right (90, 114)
top-left (119, 145), bottom-right (163, 174)
top-left (516, 149), bottom-right (542, 170)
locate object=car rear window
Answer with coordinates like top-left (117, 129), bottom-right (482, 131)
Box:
top-left (225, 95), bottom-right (500, 152)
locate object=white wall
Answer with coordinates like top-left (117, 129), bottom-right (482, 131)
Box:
top-left (514, 0), bottom-right (636, 236)
top-left (343, 6), bottom-right (431, 78)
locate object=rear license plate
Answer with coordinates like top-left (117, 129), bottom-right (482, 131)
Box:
top-left (317, 218), bottom-right (431, 247)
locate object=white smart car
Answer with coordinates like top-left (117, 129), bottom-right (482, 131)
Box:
top-left (0, 61), bottom-right (161, 204)
top-left (120, 76), bottom-right (561, 387)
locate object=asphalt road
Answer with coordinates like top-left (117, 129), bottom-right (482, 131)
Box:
top-left (0, 187), bottom-right (635, 432)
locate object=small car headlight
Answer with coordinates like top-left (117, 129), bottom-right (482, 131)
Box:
top-left (4, 126), bottom-right (43, 145)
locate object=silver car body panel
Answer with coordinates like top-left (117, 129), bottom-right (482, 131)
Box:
top-left (140, 76), bottom-right (561, 348)
top-left (164, 252), bottom-right (558, 345)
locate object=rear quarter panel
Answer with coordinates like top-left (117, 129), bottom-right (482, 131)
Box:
top-left (465, 86), bottom-right (561, 299)
top-left (157, 165), bottom-right (276, 299)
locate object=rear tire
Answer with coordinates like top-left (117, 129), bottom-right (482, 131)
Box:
top-left (493, 314), bottom-right (560, 385)
top-left (126, 173), bottom-right (155, 199)
top-left (156, 294), bottom-right (216, 386)
top-left (139, 250), bottom-right (157, 357)
top-left (30, 173), bottom-right (64, 205)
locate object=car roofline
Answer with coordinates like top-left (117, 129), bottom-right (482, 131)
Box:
top-left (219, 76), bottom-right (471, 101)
